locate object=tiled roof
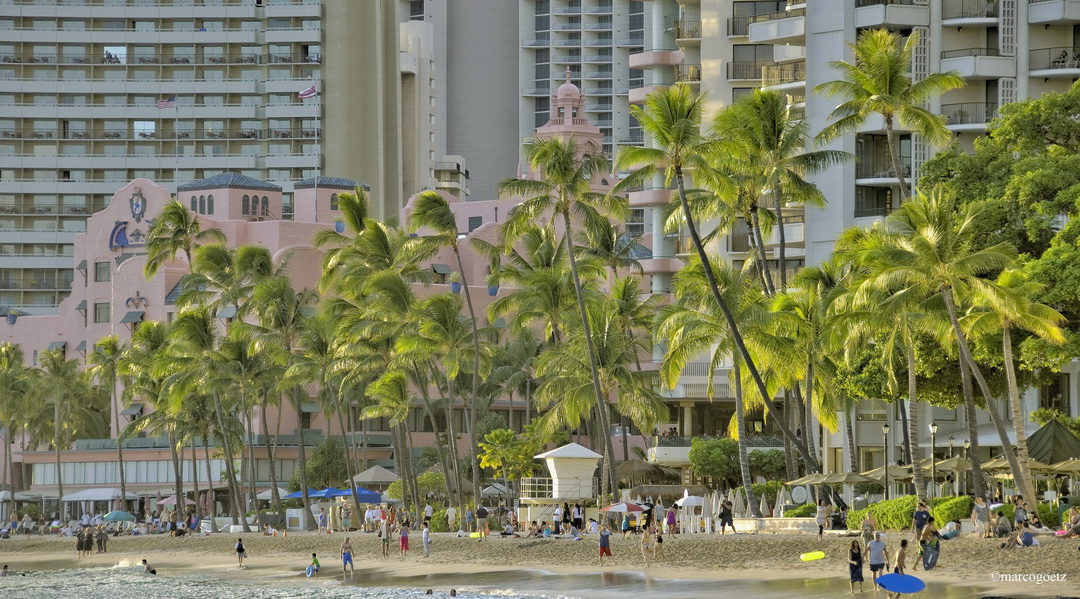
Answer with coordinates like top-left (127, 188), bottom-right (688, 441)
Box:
top-left (177, 172), bottom-right (282, 192)
top-left (294, 176), bottom-right (364, 190)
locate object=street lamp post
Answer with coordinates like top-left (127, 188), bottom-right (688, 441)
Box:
top-left (930, 422), bottom-right (938, 499)
top-left (964, 438), bottom-right (971, 496)
top-left (883, 423), bottom-right (891, 501)
top-left (949, 435), bottom-right (955, 458)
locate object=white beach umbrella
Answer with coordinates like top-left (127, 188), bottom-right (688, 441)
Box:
top-left (732, 487), bottom-right (745, 515)
top-left (759, 494), bottom-right (770, 518)
top-left (777, 486), bottom-right (791, 508)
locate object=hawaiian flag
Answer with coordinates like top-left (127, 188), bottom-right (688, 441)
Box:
top-left (155, 96), bottom-right (176, 109)
top-left (298, 85), bottom-right (317, 99)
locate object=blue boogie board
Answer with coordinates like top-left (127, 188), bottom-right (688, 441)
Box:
top-left (306, 565), bottom-right (315, 578)
top-left (922, 540), bottom-right (940, 571)
top-left (876, 573), bottom-right (926, 594)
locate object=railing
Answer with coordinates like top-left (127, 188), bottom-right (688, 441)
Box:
top-left (941, 101), bottom-right (998, 125)
top-left (940, 47), bottom-right (1003, 59)
top-left (855, 0), bottom-right (917, 6)
top-left (0, 204), bottom-right (100, 215)
top-left (942, 0), bottom-right (1000, 19)
top-left (727, 60), bottom-right (770, 80)
top-left (674, 20), bottom-right (701, 39)
top-left (0, 128), bottom-right (320, 140)
top-left (762, 61), bottom-right (806, 86)
top-left (519, 476), bottom-right (598, 500)
top-left (3, 0), bottom-right (321, 7)
top-left (749, 7), bottom-right (805, 23)
top-left (856, 153), bottom-right (912, 179)
top-left (655, 434), bottom-right (693, 448)
top-left (676, 63), bottom-right (701, 82)
top-left (727, 16), bottom-right (751, 36)
top-left (1029, 47), bottom-right (1080, 70)
top-left (522, 39), bottom-right (550, 47)
top-left (0, 278), bottom-right (74, 290)
top-left (854, 203), bottom-right (892, 218)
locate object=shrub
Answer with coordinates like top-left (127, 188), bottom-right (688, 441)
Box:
top-left (429, 508), bottom-right (450, 532)
top-left (784, 503), bottom-right (816, 517)
top-left (846, 495), bottom-right (918, 530)
top-left (752, 480), bottom-right (783, 505)
top-left (930, 496), bottom-right (972, 526)
top-left (1037, 502), bottom-right (1061, 528)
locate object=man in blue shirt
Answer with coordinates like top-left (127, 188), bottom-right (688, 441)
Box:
top-left (912, 502), bottom-right (930, 535)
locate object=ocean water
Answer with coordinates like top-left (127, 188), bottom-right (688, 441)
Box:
top-left (0, 562), bottom-right (1006, 599)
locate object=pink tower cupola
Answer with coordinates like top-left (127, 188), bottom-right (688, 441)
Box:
top-left (535, 68), bottom-right (604, 157)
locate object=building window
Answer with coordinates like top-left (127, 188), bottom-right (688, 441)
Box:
top-left (207, 194), bottom-right (214, 215)
top-left (190, 196), bottom-right (197, 211)
top-left (94, 261), bottom-right (110, 282)
top-left (330, 193), bottom-right (339, 210)
top-left (468, 216), bottom-right (482, 232)
top-left (242, 195), bottom-right (249, 215)
top-left (198, 195), bottom-right (206, 214)
top-left (1040, 373), bottom-right (1071, 416)
top-left (261, 196), bottom-right (269, 216)
top-left (94, 302), bottom-right (110, 323)
top-left (857, 399), bottom-right (887, 421)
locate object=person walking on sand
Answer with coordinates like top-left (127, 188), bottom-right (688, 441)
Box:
top-left (340, 536), bottom-right (354, 576)
top-left (422, 521), bottom-right (432, 557)
top-left (815, 499), bottom-right (830, 537)
top-left (718, 497), bottom-right (735, 534)
top-left (867, 532), bottom-right (890, 586)
top-left (379, 519), bottom-right (390, 558)
top-left (640, 525), bottom-right (653, 568)
top-left (598, 524), bottom-right (614, 566)
top-left (446, 504), bottom-right (457, 532)
top-left (653, 524), bottom-right (665, 561)
top-left (464, 507), bottom-right (473, 534)
top-left (848, 539), bottom-right (864, 594)
top-left (399, 523), bottom-right (410, 558)
top-left (318, 508), bottom-right (328, 533)
top-left (971, 496), bottom-right (991, 538)
top-left (666, 506), bottom-right (676, 535)
top-left (475, 504), bottom-right (489, 540)
top-left (861, 512), bottom-right (877, 551)
top-left (235, 537), bottom-right (247, 568)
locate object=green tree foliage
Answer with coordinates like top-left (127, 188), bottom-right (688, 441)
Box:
top-left (1031, 408), bottom-right (1080, 440)
top-left (747, 449), bottom-right (786, 482)
top-left (687, 437), bottom-right (740, 488)
top-left (303, 436), bottom-right (349, 490)
top-left (387, 471), bottom-right (448, 502)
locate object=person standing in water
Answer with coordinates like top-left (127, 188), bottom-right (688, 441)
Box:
top-left (339, 536), bottom-right (354, 576)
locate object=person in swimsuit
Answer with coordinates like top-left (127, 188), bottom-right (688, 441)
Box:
top-left (141, 559), bottom-right (156, 575)
top-left (399, 523), bottom-right (410, 558)
top-left (653, 524), bottom-right (665, 560)
top-left (640, 525), bottom-right (653, 568)
top-left (340, 536), bottom-right (354, 575)
top-left (235, 538), bottom-right (247, 568)
top-left (848, 540), bottom-right (864, 594)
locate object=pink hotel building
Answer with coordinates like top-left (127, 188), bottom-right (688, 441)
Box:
top-left (0, 78), bottom-right (685, 498)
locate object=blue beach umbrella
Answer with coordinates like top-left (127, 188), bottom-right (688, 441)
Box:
top-left (332, 487), bottom-right (381, 503)
top-left (103, 510), bottom-right (136, 522)
top-left (283, 488), bottom-right (319, 500)
top-left (308, 487), bottom-right (342, 499)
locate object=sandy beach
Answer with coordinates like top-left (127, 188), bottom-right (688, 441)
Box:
top-left (1, 530), bottom-right (1077, 597)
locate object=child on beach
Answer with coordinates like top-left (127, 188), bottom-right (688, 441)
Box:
top-left (308, 553), bottom-right (320, 578)
top-left (653, 526), bottom-right (664, 561)
top-left (640, 525), bottom-right (653, 568)
top-left (235, 538), bottom-right (247, 568)
top-left (142, 559), bottom-right (156, 575)
top-left (422, 522), bottom-right (432, 557)
top-left (598, 524), bottom-right (614, 566)
top-left (399, 523), bottom-right (410, 558)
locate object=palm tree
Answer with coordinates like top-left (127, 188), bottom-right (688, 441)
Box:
top-left (89, 336), bottom-right (131, 507)
top-left (965, 269), bottom-right (1066, 503)
top-left (490, 327), bottom-right (542, 426)
top-left (0, 343), bottom-right (32, 517)
top-left (656, 258), bottom-right (767, 516)
top-left (38, 349), bottom-right (84, 517)
top-left (815, 28), bottom-right (965, 199)
top-left (857, 189), bottom-right (1024, 495)
top-left (617, 83), bottom-right (817, 471)
top-left (409, 190), bottom-right (486, 503)
top-left (500, 136), bottom-right (629, 498)
top-left (576, 219), bottom-right (644, 285)
top-left (713, 89), bottom-right (851, 290)
top-left (144, 198), bottom-right (226, 278)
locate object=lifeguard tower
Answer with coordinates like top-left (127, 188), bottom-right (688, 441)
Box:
top-left (517, 442), bottom-right (600, 527)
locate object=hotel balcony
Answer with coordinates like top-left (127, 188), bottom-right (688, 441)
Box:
top-left (629, 48), bottom-right (685, 69)
top-left (854, 0), bottom-right (930, 29)
top-left (675, 63), bottom-right (702, 84)
top-left (628, 187), bottom-right (672, 208)
top-left (628, 84), bottom-right (662, 104)
top-left (727, 16), bottom-right (751, 37)
top-left (855, 151), bottom-right (912, 186)
top-left (727, 60), bottom-right (771, 81)
top-left (762, 61), bottom-right (806, 92)
top-left (1029, 46), bottom-right (1080, 77)
top-left (1029, 0), bottom-right (1080, 24)
top-left (673, 20), bottom-right (702, 44)
top-left (939, 48), bottom-right (1015, 80)
top-left (941, 0), bottom-right (1000, 26)
top-left (748, 7), bottom-right (805, 45)
top-left (942, 101), bottom-right (998, 132)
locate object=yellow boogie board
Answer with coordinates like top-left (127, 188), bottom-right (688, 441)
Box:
top-left (800, 551), bottom-right (825, 561)
top-left (470, 532), bottom-right (481, 538)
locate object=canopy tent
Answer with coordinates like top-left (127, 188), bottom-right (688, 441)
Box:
top-left (352, 465), bottom-right (399, 487)
top-left (820, 472), bottom-right (876, 485)
top-left (786, 473), bottom-right (828, 486)
top-left (156, 494), bottom-right (196, 506)
top-left (283, 488), bottom-right (320, 500)
top-left (981, 455), bottom-right (1054, 473)
top-left (61, 488), bottom-right (140, 502)
top-left (859, 466), bottom-right (912, 482)
top-left (0, 490), bottom-right (31, 501)
top-left (932, 456), bottom-right (972, 473)
top-left (256, 487), bottom-right (289, 501)
top-left (308, 487), bottom-right (343, 499)
top-left (481, 483), bottom-right (510, 499)
top-left (1050, 459), bottom-right (1080, 475)
top-left (1026, 418), bottom-right (1080, 465)
top-left (332, 487), bottom-right (382, 504)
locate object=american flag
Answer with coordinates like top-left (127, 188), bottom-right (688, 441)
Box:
top-left (155, 96), bottom-right (176, 109)
top-left (298, 84), bottom-right (317, 99)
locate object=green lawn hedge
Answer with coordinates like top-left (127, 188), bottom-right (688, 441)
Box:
top-left (784, 503), bottom-right (816, 517)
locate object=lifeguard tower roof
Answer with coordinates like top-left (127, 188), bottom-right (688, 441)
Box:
top-left (535, 442), bottom-right (602, 460)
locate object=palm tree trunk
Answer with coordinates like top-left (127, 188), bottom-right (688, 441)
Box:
top-left (883, 119), bottom-right (911, 199)
top-left (111, 379), bottom-right (128, 505)
top-left (335, 398), bottom-right (362, 520)
top-left (211, 390), bottom-right (247, 531)
top-left (190, 438), bottom-right (201, 522)
top-left (560, 209), bottom-right (618, 499)
top-left (452, 246), bottom-right (484, 506)
top-left (792, 384), bottom-right (814, 468)
top-left (773, 183), bottom-right (789, 292)
top-left (245, 412), bottom-right (258, 516)
top-left (845, 407), bottom-right (858, 473)
top-left (804, 362), bottom-right (816, 470)
top-left (406, 426), bottom-right (421, 514)
top-left (906, 343), bottom-right (926, 504)
top-left (734, 361), bottom-right (760, 517)
top-left (54, 401), bottom-right (63, 519)
top-left (525, 382), bottom-right (532, 425)
top-left (202, 435), bottom-right (218, 533)
top-left (293, 391), bottom-right (314, 531)
top-left (433, 366), bottom-right (462, 508)
top-left (745, 221), bottom-right (772, 295)
top-left (260, 402), bottom-right (284, 524)
top-left (169, 432), bottom-right (185, 516)
top-left (672, 166), bottom-right (819, 472)
top-left (783, 391), bottom-right (796, 479)
top-left (941, 287), bottom-right (1025, 499)
top-left (959, 355), bottom-right (986, 498)
top-left (748, 207), bottom-right (775, 295)
top-left (1002, 326), bottom-right (1036, 503)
